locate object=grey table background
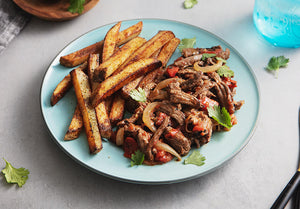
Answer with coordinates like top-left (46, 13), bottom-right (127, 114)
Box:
top-left (1, 0), bottom-right (300, 208)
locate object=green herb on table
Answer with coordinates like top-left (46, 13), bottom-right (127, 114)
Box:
top-left (184, 0), bottom-right (198, 9)
top-left (178, 37), bottom-right (196, 52)
top-left (184, 150), bottom-right (206, 166)
top-left (68, 0), bottom-right (85, 14)
top-left (129, 87), bottom-right (147, 102)
top-left (131, 150), bottom-right (145, 166)
top-left (207, 105), bottom-right (232, 129)
top-left (217, 65), bottom-right (234, 78)
top-left (1, 158), bottom-right (29, 187)
top-left (266, 55), bottom-right (289, 78)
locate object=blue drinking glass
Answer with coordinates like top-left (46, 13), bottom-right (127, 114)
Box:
top-left (253, 0), bottom-right (300, 48)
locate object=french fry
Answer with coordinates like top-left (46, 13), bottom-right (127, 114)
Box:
top-left (64, 104), bottom-right (83, 140)
top-left (91, 58), bottom-right (162, 107)
top-left (88, 54), bottom-right (112, 139)
top-left (59, 21), bottom-right (143, 67)
top-left (157, 37), bottom-right (180, 67)
top-left (113, 30), bottom-right (175, 75)
top-left (70, 69), bottom-right (102, 154)
top-left (50, 62), bottom-right (88, 106)
top-left (102, 22), bottom-right (121, 62)
top-left (109, 93), bottom-right (125, 126)
top-left (93, 37), bottom-right (147, 82)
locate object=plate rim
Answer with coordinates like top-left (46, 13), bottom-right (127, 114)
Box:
top-left (39, 18), bottom-right (261, 184)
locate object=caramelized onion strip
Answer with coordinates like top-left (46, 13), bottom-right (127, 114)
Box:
top-left (193, 60), bottom-right (223, 73)
top-left (155, 141), bottom-right (182, 161)
top-left (142, 102), bottom-right (161, 132)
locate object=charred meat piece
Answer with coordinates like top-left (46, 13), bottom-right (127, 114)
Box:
top-left (145, 116), bottom-right (170, 161)
top-left (168, 82), bottom-right (201, 108)
top-left (158, 101), bottom-right (185, 126)
top-left (181, 46), bottom-right (230, 60)
top-left (164, 127), bottom-right (191, 156)
top-left (174, 54), bottom-right (202, 68)
top-left (123, 122), bottom-right (151, 153)
top-left (118, 102), bottom-right (147, 126)
top-left (185, 109), bottom-right (213, 146)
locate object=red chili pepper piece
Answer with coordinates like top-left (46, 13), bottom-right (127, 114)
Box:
top-left (155, 150), bottom-right (173, 163)
top-left (123, 137), bottom-right (138, 158)
top-left (166, 66), bottom-right (179, 78)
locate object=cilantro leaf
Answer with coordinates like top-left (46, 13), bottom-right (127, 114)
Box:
top-left (216, 57), bottom-right (227, 64)
top-left (184, 151), bottom-right (206, 166)
top-left (266, 56), bottom-right (289, 78)
top-left (178, 37), bottom-right (196, 52)
top-left (184, 0), bottom-right (198, 9)
top-left (217, 65), bottom-right (234, 77)
top-left (1, 159), bottom-right (29, 187)
top-left (129, 87), bottom-right (147, 102)
top-left (207, 105), bottom-right (232, 129)
top-left (131, 150), bottom-right (145, 166)
top-left (68, 0), bottom-right (85, 14)
top-left (201, 53), bottom-right (216, 60)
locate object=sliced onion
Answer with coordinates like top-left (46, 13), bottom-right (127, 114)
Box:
top-left (155, 141), bottom-right (182, 161)
top-left (142, 102), bottom-right (161, 132)
top-left (115, 127), bottom-right (124, 146)
top-left (193, 59), bottom-right (223, 73)
top-left (153, 77), bottom-right (185, 92)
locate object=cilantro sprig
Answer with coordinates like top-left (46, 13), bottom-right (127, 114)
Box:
top-left (266, 56), bottom-right (289, 78)
top-left (184, 0), bottom-right (198, 9)
top-left (68, 0), bottom-right (85, 14)
top-left (129, 87), bottom-right (147, 102)
top-left (178, 37), bottom-right (196, 52)
top-left (201, 53), bottom-right (216, 60)
top-left (184, 151), bottom-right (206, 166)
top-left (207, 105), bottom-right (232, 129)
top-left (217, 65), bottom-right (234, 78)
top-left (131, 150), bottom-right (145, 166)
top-left (1, 159), bottom-right (29, 187)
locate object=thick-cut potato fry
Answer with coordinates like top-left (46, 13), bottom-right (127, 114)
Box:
top-left (102, 22), bottom-right (121, 62)
top-left (91, 58), bottom-right (162, 107)
top-left (88, 54), bottom-right (112, 139)
top-left (109, 93), bottom-right (125, 125)
top-left (70, 69), bottom-right (102, 154)
top-left (59, 21), bottom-right (143, 67)
top-left (93, 37), bottom-right (147, 82)
top-left (157, 37), bottom-right (180, 67)
top-left (113, 30), bottom-right (175, 75)
top-left (121, 75), bottom-right (144, 98)
top-left (64, 104), bottom-right (83, 140)
top-left (51, 62), bottom-right (88, 106)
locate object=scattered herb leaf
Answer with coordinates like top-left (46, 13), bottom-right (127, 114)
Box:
top-left (266, 56), bottom-right (289, 78)
top-left (184, 151), bottom-right (206, 166)
top-left (217, 65), bottom-right (234, 78)
top-left (68, 0), bottom-right (85, 14)
top-left (131, 150), bottom-right (145, 166)
top-left (201, 53), bottom-right (216, 60)
top-left (129, 87), bottom-right (147, 102)
top-left (178, 37), bottom-right (196, 51)
top-left (216, 57), bottom-right (227, 64)
top-left (207, 105), bottom-right (232, 129)
top-left (184, 0), bottom-right (198, 9)
top-left (1, 159), bottom-right (29, 187)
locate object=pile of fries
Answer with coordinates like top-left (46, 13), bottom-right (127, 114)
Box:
top-left (51, 21), bottom-right (180, 154)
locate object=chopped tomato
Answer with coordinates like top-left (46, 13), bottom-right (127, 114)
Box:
top-left (202, 48), bottom-right (222, 54)
top-left (166, 66), bottom-right (179, 78)
top-left (123, 137), bottom-right (138, 158)
top-left (231, 114), bottom-right (237, 125)
top-left (164, 128), bottom-right (179, 139)
top-left (200, 97), bottom-right (219, 111)
top-left (155, 112), bottom-right (167, 126)
top-left (192, 123), bottom-right (205, 132)
top-left (222, 77), bottom-right (237, 90)
top-left (155, 150), bottom-right (173, 163)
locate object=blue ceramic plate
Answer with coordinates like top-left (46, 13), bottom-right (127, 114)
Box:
top-left (40, 19), bottom-right (260, 184)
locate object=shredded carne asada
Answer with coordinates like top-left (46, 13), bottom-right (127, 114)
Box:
top-left (115, 45), bottom-right (244, 165)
